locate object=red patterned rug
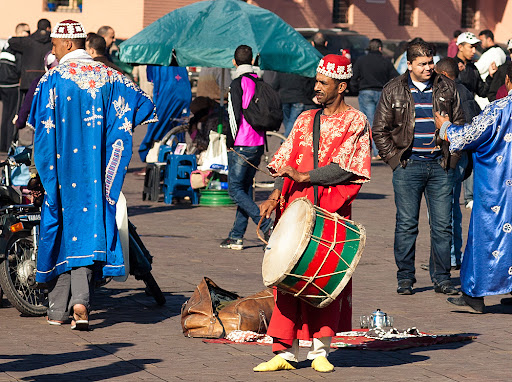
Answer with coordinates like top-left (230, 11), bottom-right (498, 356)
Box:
top-left (202, 329), bottom-right (475, 351)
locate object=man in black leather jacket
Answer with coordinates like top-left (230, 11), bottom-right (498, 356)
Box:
top-left (373, 40), bottom-right (465, 297)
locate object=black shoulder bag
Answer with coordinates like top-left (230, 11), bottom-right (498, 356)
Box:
top-left (313, 109), bottom-right (322, 206)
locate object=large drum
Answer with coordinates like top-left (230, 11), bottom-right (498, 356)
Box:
top-left (262, 197), bottom-right (366, 308)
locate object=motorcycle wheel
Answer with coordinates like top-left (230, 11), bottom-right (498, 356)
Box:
top-left (141, 272), bottom-right (166, 306)
top-left (0, 233), bottom-right (47, 316)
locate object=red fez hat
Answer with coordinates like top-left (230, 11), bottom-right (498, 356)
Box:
top-left (316, 54), bottom-right (352, 80)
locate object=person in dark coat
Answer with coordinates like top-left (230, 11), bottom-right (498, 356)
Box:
top-left (8, 19), bottom-right (52, 97)
top-left (455, 32), bottom-right (495, 100)
top-left (0, 23), bottom-right (30, 151)
top-left (85, 33), bottom-right (124, 73)
top-left (487, 39), bottom-right (512, 102)
top-left (435, 57), bottom-right (480, 270)
top-left (351, 38), bottom-right (398, 157)
top-left (270, 72), bottom-right (315, 136)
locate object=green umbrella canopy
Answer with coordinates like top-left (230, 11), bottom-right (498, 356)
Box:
top-left (119, 0), bottom-right (322, 77)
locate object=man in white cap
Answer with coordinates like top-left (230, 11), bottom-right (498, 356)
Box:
top-left (27, 19), bottom-right (157, 330)
top-left (254, 54), bottom-right (371, 373)
top-left (455, 32), bottom-right (496, 101)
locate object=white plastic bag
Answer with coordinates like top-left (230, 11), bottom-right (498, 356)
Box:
top-left (145, 141), bottom-right (161, 163)
top-left (199, 131), bottom-right (228, 174)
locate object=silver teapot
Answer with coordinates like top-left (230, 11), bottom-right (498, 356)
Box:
top-left (370, 309), bottom-right (392, 329)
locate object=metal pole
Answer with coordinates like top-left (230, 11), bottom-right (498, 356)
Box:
top-left (218, 69), bottom-right (225, 134)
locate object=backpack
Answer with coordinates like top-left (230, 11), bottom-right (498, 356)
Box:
top-left (241, 74), bottom-right (283, 132)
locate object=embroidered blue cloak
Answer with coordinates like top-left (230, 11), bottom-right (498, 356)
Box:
top-left (447, 95), bottom-right (512, 297)
top-left (28, 60), bottom-right (157, 283)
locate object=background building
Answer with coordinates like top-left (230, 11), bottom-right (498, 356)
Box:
top-left (1, 0), bottom-right (511, 46)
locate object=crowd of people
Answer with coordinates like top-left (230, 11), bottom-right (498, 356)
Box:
top-left (0, 17), bottom-right (512, 375)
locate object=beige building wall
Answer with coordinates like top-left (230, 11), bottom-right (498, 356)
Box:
top-left (0, 0), bottom-right (144, 40)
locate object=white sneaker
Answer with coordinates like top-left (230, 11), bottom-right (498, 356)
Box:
top-left (465, 200), bottom-right (473, 209)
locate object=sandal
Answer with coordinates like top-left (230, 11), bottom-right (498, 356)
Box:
top-left (47, 318), bottom-right (64, 326)
top-left (71, 304), bottom-right (89, 331)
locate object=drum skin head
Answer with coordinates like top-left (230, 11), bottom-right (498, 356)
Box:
top-left (262, 198), bottom-right (315, 287)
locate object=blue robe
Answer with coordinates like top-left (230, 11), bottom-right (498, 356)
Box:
top-left (447, 95), bottom-right (512, 297)
top-left (28, 59), bottom-right (157, 283)
top-left (138, 66), bottom-right (191, 161)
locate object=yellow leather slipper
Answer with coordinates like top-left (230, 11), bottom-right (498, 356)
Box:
top-left (253, 355), bottom-right (297, 372)
top-left (311, 356), bottom-right (334, 372)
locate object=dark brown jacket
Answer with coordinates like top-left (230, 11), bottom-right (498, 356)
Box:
top-left (373, 72), bottom-right (465, 170)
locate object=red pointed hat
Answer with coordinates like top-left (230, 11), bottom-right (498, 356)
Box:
top-left (50, 20), bottom-right (87, 39)
top-left (316, 54), bottom-right (352, 80)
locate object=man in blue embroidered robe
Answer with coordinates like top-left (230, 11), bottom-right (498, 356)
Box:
top-left (27, 20), bottom-right (157, 327)
top-left (436, 63), bottom-right (512, 313)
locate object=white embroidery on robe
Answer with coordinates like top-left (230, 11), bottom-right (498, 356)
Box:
top-left (84, 106), bottom-right (103, 126)
top-left (118, 117), bottom-right (133, 135)
top-left (448, 96), bottom-right (510, 151)
top-left (503, 223), bottom-right (512, 233)
top-left (41, 117), bottom-right (55, 134)
top-left (113, 96), bottom-right (131, 119)
top-left (47, 88), bottom-right (57, 109)
top-left (105, 139), bottom-right (124, 205)
top-left (491, 206), bottom-right (501, 214)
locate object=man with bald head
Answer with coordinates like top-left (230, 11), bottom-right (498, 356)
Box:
top-left (97, 25), bottom-right (116, 60)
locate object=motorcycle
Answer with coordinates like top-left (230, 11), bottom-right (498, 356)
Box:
top-left (0, 149), bottom-right (165, 317)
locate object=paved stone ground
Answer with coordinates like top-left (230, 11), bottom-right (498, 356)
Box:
top-left (1, 101), bottom-right (511, 381)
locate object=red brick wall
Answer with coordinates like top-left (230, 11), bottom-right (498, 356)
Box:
top-left (139, 0), bottom-right (511, 44)
top-left (252, 0), bottom-right (509, 43)
top-left (143, 0), bottom-right (198, 27)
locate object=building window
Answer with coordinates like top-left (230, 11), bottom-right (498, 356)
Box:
top-left (461, 0), bottom-right (477, 28)
top-left (398, 0), bottom-right (416, 26)
top-left (332, 0), bottom-right (350, 24)
top-left (46, 0), bottom-right (82, 12)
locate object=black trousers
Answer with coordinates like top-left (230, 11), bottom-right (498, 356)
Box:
top-left (0, 86), bottom-right (20, 152)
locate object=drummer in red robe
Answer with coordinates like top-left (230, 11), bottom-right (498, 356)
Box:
top-left (254, 54), bottom-right (371, 373)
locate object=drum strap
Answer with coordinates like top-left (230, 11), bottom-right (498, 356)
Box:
top-left (313, 109), bottom-right (322, 206)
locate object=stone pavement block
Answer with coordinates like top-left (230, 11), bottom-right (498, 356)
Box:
top-left (1, 118), bottom-right (511, 381)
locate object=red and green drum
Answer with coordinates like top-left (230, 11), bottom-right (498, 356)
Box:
top-left (262, 197), bottom-right (366, 308)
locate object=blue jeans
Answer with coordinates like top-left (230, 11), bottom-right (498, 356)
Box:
top-left (227, 146), bottom-right (272, 239)
top-left (358, 90), bottom-right (381, 157)
top-left (392, 159), bottom-right (454, 285)
top-left (451, 152), bottom-right (468, 267)
top-left (282, 103), bottom-right (305, 137)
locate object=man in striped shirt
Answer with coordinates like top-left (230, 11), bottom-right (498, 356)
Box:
top-left (373, 40), bottom-right (465, 296)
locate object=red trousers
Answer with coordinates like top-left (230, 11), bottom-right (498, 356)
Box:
top-left (267, 280), bottom-right (352, 352)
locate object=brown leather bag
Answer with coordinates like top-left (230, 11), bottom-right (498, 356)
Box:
top-left (181, 278), bottom-right (275, 338)
top-left (218, 288), bottom-right (274, 335)
top-left (181, 277), bottom-right (240, 338)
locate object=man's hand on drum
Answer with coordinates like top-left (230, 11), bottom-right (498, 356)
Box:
top-left (260, 189), bottom-right (281, 218)
top-left (272, 165), bottom-right (310, 183)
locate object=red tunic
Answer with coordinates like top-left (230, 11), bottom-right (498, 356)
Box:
top-left (266, 108), bottom-right (371, 350)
